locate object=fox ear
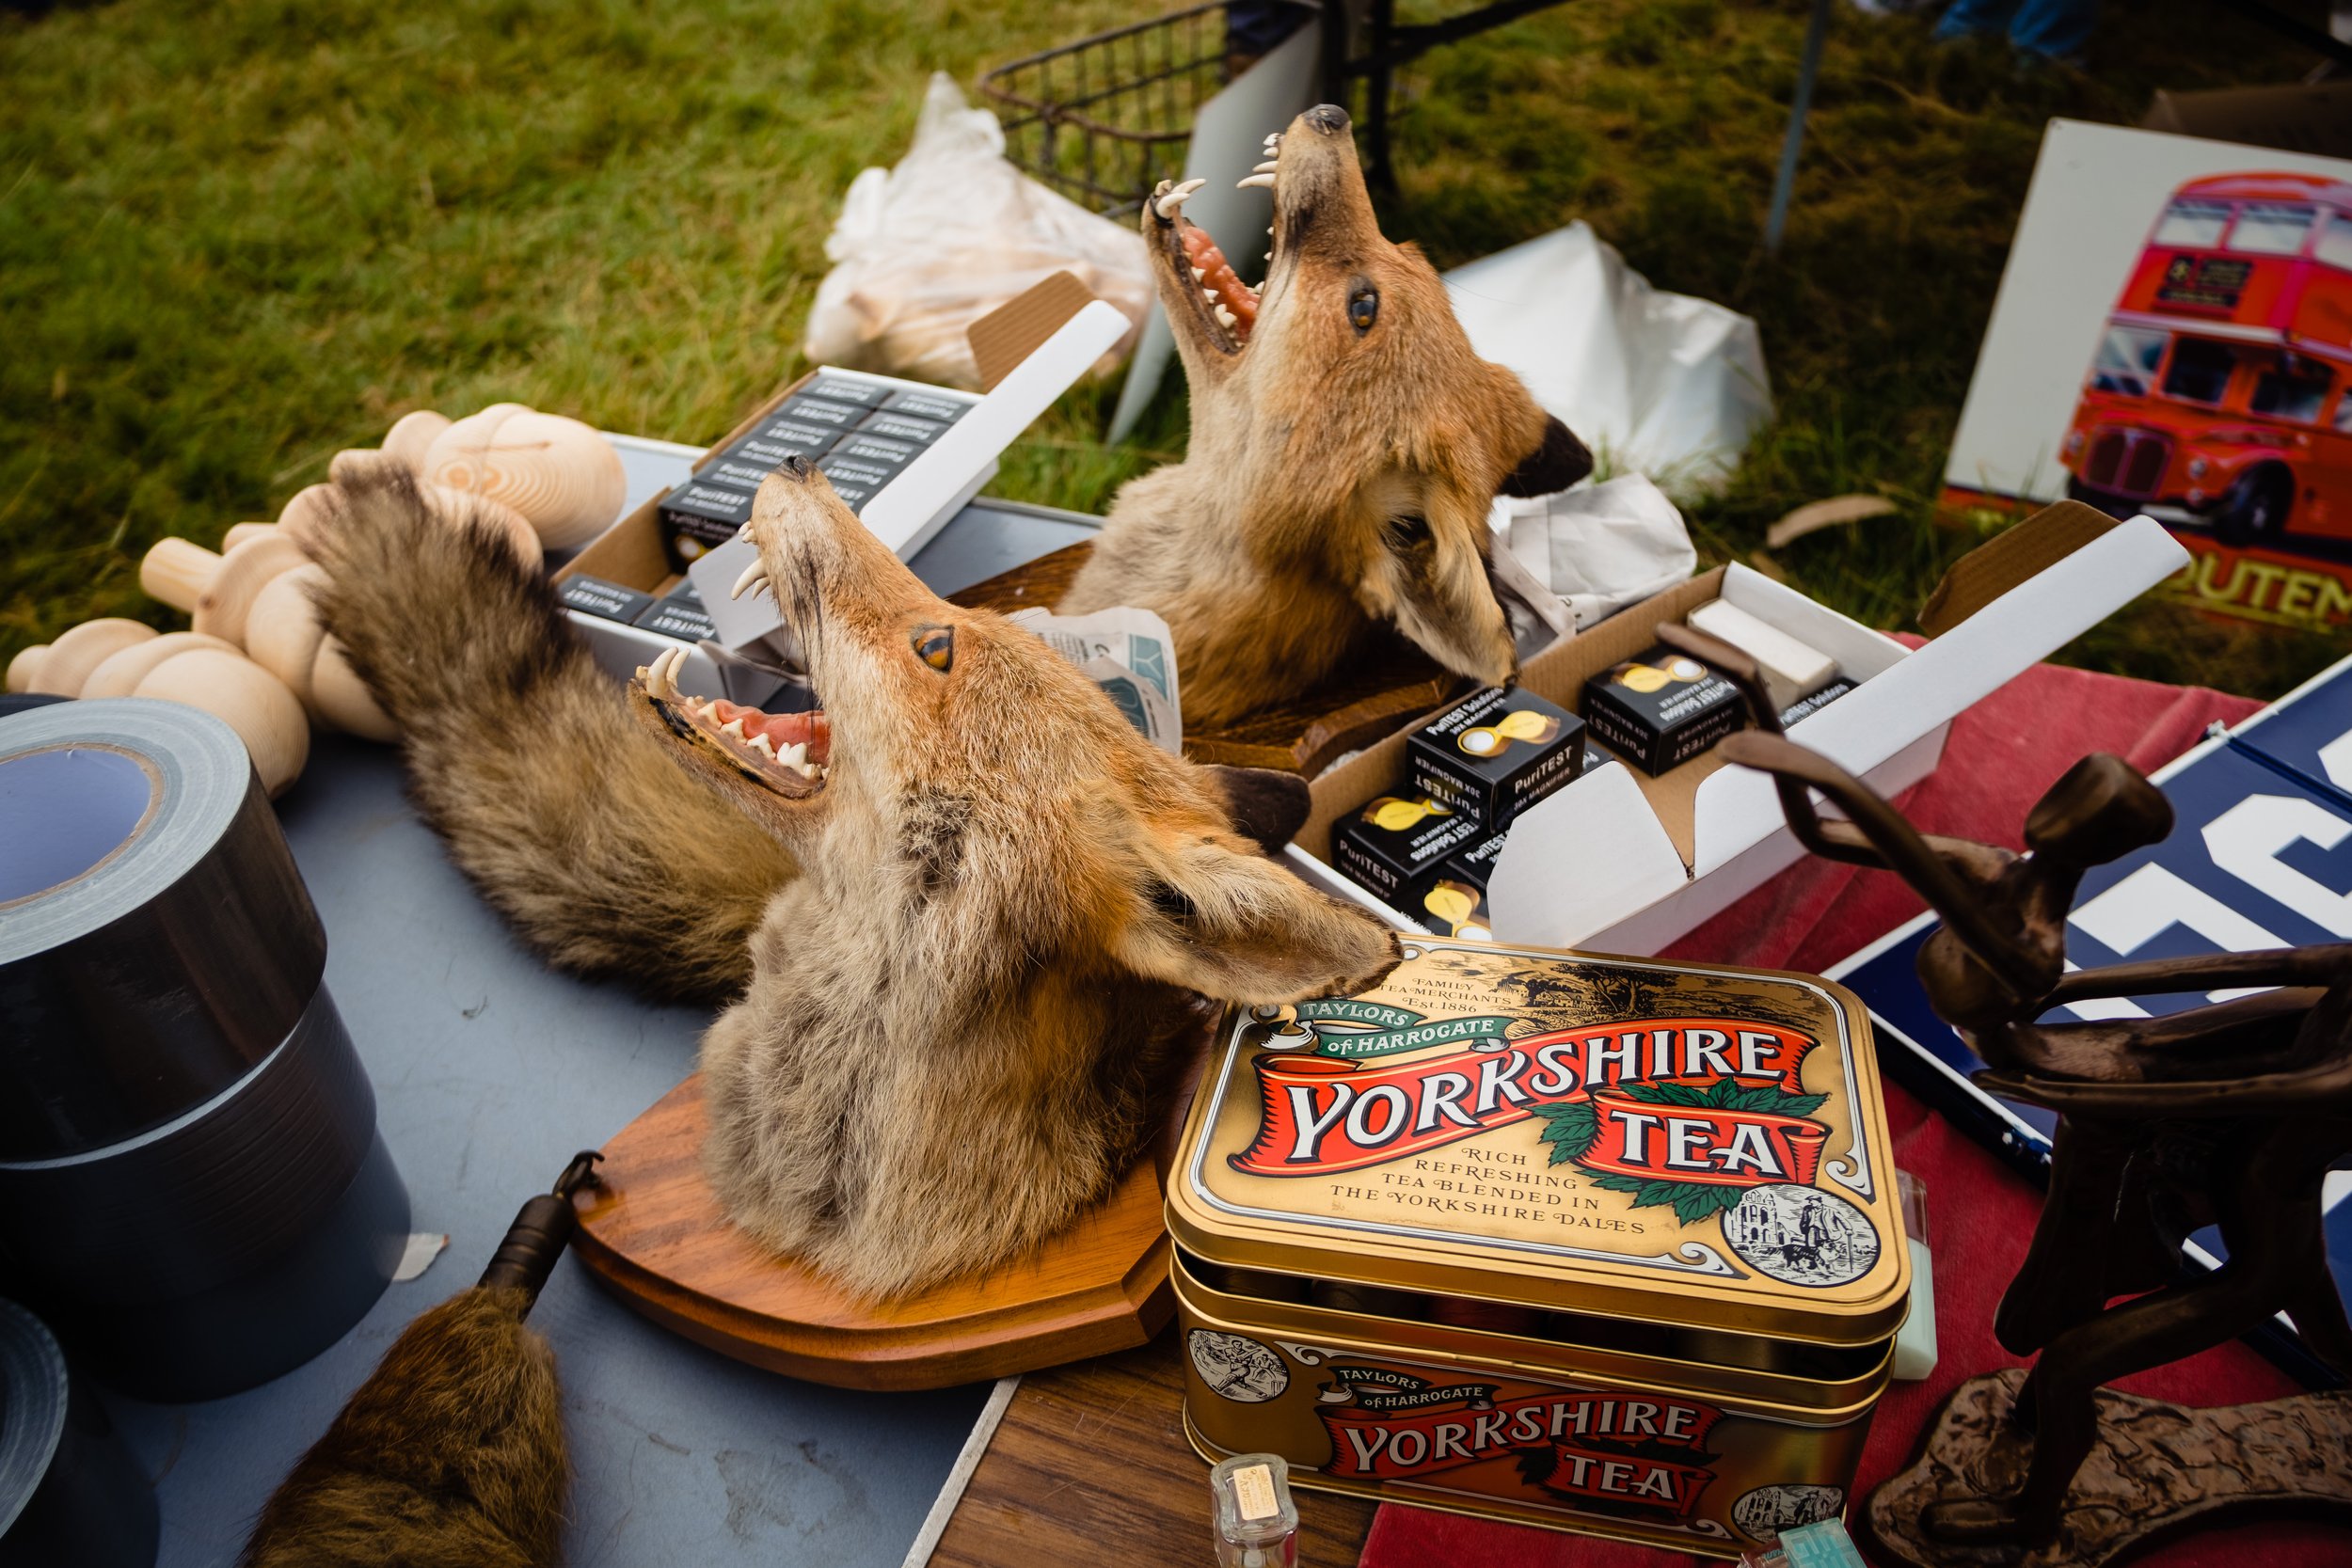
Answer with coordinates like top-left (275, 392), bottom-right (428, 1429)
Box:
top-left (1116, 837), bottom-right (1402, 1005)
top-left (1499, 414), bottom-right (1592, 499)
top-left (1200, 765), bottom-right (1312, 853)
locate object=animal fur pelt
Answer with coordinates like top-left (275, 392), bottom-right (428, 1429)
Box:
top-left (307, 476), bottom-right (792, 1006)
top-left (237, 1152), bottom-right (601, 1568)
top-left (309, 467), bottom-right (1398, 1300)
top-left (1061, 103), bottom-right (1591, 727)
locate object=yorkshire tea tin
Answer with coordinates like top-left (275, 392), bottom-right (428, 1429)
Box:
top-left (1167, 938), bottom-right (1907, 1557)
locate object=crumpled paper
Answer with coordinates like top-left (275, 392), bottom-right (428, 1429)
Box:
top-left (1493, 472), bottom-right (1699, 638)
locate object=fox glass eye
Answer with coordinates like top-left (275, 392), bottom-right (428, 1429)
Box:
top-left (914, 626), bottom-right (954, 672)
top-left (1349, 288), bottom-right (1379, 334)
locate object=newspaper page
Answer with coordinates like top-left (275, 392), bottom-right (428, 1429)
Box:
top-left (1009, 605), bottom-right (1183, 752)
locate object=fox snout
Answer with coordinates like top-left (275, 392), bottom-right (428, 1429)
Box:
top-left (1302, 103), bottom-right (1349, 135)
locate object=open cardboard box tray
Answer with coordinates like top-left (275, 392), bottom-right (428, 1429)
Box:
top-left (553, 273), bottom-right (1124, 702)
top-left (1284, 501), bottom-right (2193, 957)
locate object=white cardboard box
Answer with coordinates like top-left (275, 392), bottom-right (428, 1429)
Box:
top-left (1283, 507), bottom-right (2192, 957)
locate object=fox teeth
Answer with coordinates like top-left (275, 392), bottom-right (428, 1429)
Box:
top-left (734, 522), bottom-right (754, 542)
top-left (730, 559), bottom-right (769, 601)
top-left (1215, 305), bottom-right (1237, 328)
top-left (1191, 266), bottom-right (1206, 281)
top-left (1252, 161), bottom-right (1279, 175)
top-left (1263, 132), bottom-right (1279, 150)
top-left (747, 732), bottom-right (775, 759)
top-left (778, 740), bottom-right (806, 768)
top-left (721, 717), bottom-right (748, 739)
top-left (1153, 178), bottom-right (1206, 218)
top-left (642, 645), bottom-right (685, 701)
top-left (1236, 172), bottom-right (1275, 190)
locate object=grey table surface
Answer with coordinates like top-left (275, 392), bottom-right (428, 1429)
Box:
top-left (100, 438), bottom-right (1101, 1568)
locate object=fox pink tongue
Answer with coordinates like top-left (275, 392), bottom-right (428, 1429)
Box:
top-left (709, 701), bottom-right (831, 765)
top-left (1180, 225), bottom-right (1258, 338)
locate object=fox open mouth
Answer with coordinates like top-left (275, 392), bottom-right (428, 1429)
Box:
top-left (635, 645), bottom-right (831, 799)
top-left (1151, 126), bottom-right (1280, 356)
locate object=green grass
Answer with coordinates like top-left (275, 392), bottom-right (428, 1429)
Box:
top-left (2, 0), bottom-right (2341, 699)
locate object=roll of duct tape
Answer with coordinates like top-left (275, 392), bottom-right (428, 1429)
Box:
top-left (0, 700), bottom-right (325, 1157)
top-left (0, 701), bottom-right (407, 1400)
top-left (0, 1300), bottom-right (156, 1568)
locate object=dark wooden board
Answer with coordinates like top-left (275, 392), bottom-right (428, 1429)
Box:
top-left (929, 1330), bottom-right (1376, 1568)
top-left (571, 1075), bottom-right (1172, 1391)
top-left (949, 542), bottom-right (1462, 775)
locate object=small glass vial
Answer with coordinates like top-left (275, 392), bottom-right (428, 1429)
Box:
top-left (1209, 1451), bottom-right (1300, 1568)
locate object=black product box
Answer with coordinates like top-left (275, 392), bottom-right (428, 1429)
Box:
top-left (702, 457), bottom-right (788, 492)
top-left (818, 452), bottom-right (898, 491)
top-left (803, 374), bottom-right (890, 407)
top-left (746, 417), bottom-right (842, 454)
top-left (658, 480), bottom-right (756, 561)
top-left (1777, 676), bottom-right (1856, 728)
top-left (1411, 830), bottom-right (1507, 940)
top-left (1331, 795), bottom-right (1484, 910)
top-left (830, 431), bottom-right (920, 470)
top-left (556, 575), bottom-right (655, 625)
top-left (823, 476), bottom-right (879, 512)
top-left (885, 388), bottom-right (968, 424)
top-left (773, 394), bottom-right (868, 431)
top-left (1582, 646), bottom-right (1745, 775)
top-left (859, 410), bottom-right (948, 445)
top-left (633, 585), bottom-right (718, 642)
top-left (1406, 687), bottom-right (1585, 831)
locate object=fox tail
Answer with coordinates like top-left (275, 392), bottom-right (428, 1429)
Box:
top-left (305, 467), bottom-right (790, 1006)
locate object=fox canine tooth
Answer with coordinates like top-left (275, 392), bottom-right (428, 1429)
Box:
top-left (1236, 172), bottom-right (1275, 190)
top-left (730, 560), bottom-right (769, 600)
top-left (1153, 178), bottom-right (1206, 218)
top-left (1252, 161), bottom-right (1279, 175)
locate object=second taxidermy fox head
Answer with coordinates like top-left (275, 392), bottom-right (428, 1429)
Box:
top-left (1060, 103), bottom-right (1591, 728)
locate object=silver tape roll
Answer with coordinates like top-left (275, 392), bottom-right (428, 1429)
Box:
top-left (0, 701), bottom-right (407, 1401)
top-left (0, 700), bottom-right (326, 1159)
top-left (0, 1300), bottom-right (156, 1568)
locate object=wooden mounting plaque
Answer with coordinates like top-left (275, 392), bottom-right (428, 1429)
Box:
top-left (947, 542), bottom-right (1463, 775)
top-left (571, 1075), bottom-right (1174, 1391)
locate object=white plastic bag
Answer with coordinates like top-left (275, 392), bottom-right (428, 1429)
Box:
top-left (1445, 224), bottom-right (1772, 499)
top-left (804, 73), bottom-right (1151, 389)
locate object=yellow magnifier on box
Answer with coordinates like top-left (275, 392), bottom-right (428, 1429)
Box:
top-left (1455, 707), bottom-right (1563, 758)
top-left (1613, 656), bottom-right (1710, 694)
top-left (1420, 879), bottom-right (1492, 941)
top-left (1361, 796), bottom-right (1452, 832)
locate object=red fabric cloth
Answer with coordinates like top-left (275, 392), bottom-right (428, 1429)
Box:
top-left (1358, 656), bottom-right (2352, 1567)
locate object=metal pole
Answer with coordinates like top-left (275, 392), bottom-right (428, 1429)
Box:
top-left (1765, 0), bottom-right (1834, 255)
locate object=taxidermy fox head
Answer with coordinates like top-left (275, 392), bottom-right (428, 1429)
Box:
top-left (1060, 103), bottom-right (1590, 730)
top-left (630, 459), bottom-right (1400, 1298)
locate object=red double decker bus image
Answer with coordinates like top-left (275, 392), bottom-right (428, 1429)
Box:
top-left (2065, 172), bottom-right (2352, 549)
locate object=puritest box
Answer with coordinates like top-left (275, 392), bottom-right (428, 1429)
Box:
top-left (1281, 503), bottom-right (2192, 958)
top-left (1406, 687), bottom-right (1585, 828)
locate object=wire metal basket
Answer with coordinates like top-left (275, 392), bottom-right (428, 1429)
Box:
top-left (980, 4), bottom-right (1314, 219)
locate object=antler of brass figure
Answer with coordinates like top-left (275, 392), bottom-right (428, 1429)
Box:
top-left (1667, 620), bottom-right (2352, 1547)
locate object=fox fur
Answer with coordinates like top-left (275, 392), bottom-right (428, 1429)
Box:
top-left (238, 1288), bottom-right (565, 1568)
top-left (310, 467), bottom-right (1398, 1298)
top-left (1060, 104), bottom-right (1591, 728)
